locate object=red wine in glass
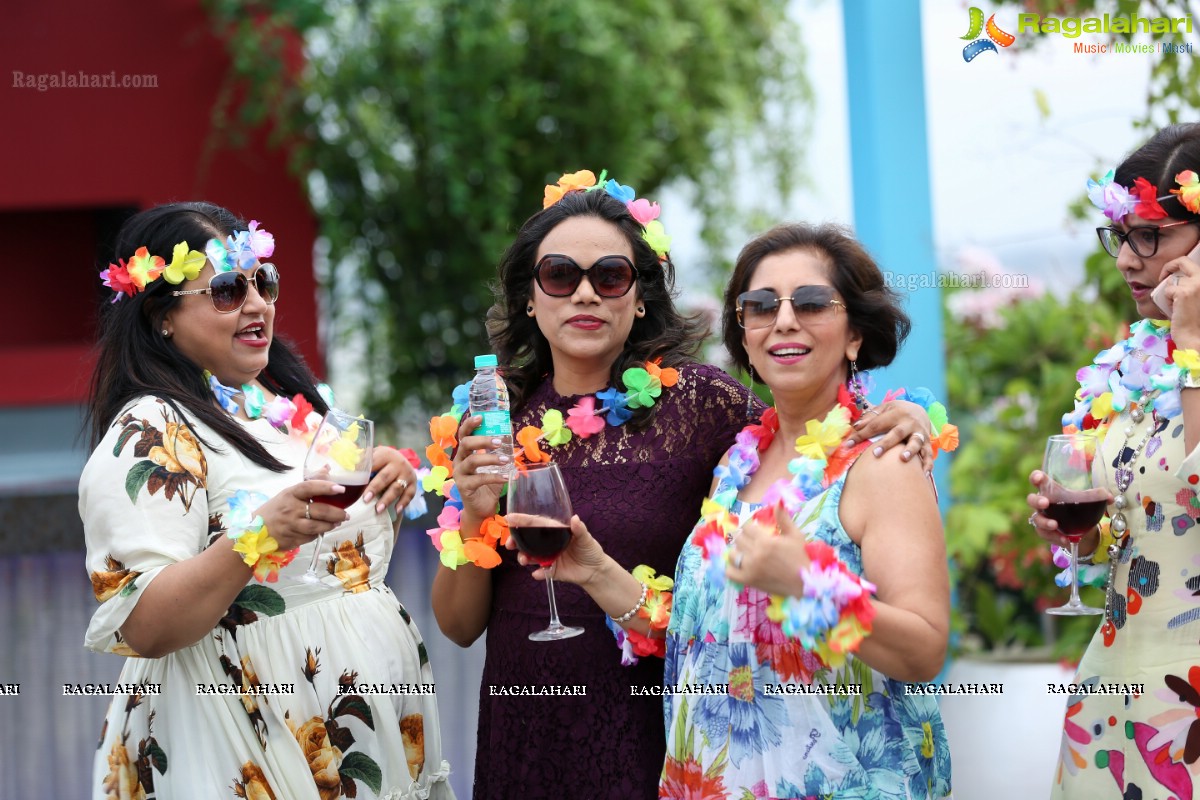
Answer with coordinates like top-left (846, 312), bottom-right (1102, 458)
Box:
top-left (510, 524), bottom-right (571, 567)
top-left (1042, 494), bottom-right (1107, 542)
top-left (312, 481), bottom-right (368, 509)
top-left (1042, 433), bottom-right (1105, 616)
top-left (506, 462), bottom-right (584, 641)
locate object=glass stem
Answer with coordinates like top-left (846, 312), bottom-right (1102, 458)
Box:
top-left (1068, 540), bottom-right (1083, 606)
top-left (305, 533), bottom-right (326, 575)
top-left (545, 564), bottom-right (565, 630)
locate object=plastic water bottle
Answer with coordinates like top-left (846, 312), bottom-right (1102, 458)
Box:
top-left (468, 354), bottom-right (515, 477)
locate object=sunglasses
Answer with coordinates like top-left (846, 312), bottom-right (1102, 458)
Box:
top-left (533, 254), bottom-right (639, 298)
top-left (171, 264), bottom-right (280, 313)
top-left (1096, 220), bottom-right (1200, 258)
top-left (736, 285), bottom-right (845, 329)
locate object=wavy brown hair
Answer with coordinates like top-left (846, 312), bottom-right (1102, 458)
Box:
top-left (85, 202), bottom-right (328, 472)
top-left (721, 222), bottom-right (910, 376)
top-left (486, 188), bottom-right (707, 426)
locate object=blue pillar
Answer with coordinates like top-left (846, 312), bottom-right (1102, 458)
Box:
top-left (842, 0), bottom-right (946, 476)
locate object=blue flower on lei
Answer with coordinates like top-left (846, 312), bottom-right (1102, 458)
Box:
top-left (595, 386), bottom-right (633, 426)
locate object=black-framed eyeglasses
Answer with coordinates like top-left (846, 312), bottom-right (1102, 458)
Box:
top-left (1096, 220), bottom-right (1200, 258)
top-left (736, 285), bottom-right (846, 329)
top-left (533, 254), bottom-right (639, 298)
top-left (171, 264), bottom-right (280, 313)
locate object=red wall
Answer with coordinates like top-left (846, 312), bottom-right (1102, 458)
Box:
top-left (0, 0), bottom-right (320, 406)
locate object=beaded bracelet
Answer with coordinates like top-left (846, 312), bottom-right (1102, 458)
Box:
top-left (611, 582), bottom-right (648, 624)
top-left (225, 489), bottom-right (298, 583)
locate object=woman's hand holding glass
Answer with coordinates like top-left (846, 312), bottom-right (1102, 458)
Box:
top-left (361, 445), bottom-right (419, 515)
top-left (506, 512), bottom-right (608, 587)
top-left (254, 480), bottom-right (350, 551)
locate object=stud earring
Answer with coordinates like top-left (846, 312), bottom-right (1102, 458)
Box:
top-left (526, 304), bottom-right (534, 316)
top-left (162, 329), bottom-right (171, 339)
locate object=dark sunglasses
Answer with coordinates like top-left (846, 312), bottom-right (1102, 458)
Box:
top-left (1096, 220), bottom-right (1200, 258)
top-left (171, 264), bottom-right (280, 313)
top-left (533, 254), bottom-right (639, 298)
top-left (736, 285), bottom-right (845, 329)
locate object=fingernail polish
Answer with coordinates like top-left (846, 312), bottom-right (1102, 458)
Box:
top-left (902, 451), bottom-right (911, 460)
top-left (873, 446), bottom-right (883, 457)
top-left (498, 454), bottom-right (510, 463)
top-left (362, 491), bottom-right (374, 503)
top-left (491, 437), bottom-right (502, 446)
top-left (376, 502), bottom-right (385, 513)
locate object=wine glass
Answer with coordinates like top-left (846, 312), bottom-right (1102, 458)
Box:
top-left (298, 410), bottom-right (373, 584)
top-left (1041, 432), bottom-right (1106, 615)
top-left (507, 462), bottom-right (584, 641)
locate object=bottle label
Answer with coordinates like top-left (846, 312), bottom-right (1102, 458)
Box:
top-left (477, 410), bottom-right (511, 437)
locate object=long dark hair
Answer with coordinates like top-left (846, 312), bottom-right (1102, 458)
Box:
top-left (721, 222), bottom-right (911, 375)
top-left (85, 202), bottom-right (328, 472)
top-left (1115, 123), bottom-right (1200, 221)
top-left (486, 188), bottom-right (707, 426)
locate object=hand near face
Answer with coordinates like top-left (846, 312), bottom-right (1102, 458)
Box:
top-left (1158, 240), bottom-right (1200, 348)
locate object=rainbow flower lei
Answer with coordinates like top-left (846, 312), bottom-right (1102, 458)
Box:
top-left (205, 371), bottom-right (333, 437)
top-left (1087, 168), bottom-right (1200, 223)
top-left (544, 169), bottom-right (671, 258)
top-left (421, 359), bottom-right (679, 569)
top-left (100, 221), bottom-right (274, 301)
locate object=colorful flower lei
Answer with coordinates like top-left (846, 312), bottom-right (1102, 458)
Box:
top-left (543, 169), bottom-right (671, 258)
top-left (205, 371), bottom-right (332, 437)
top-left (1087, 169), bottom-right (1200, 223)
top-left (225, 489), bottom-right (298, 582)
top-left (420, 359), bottom-right (679, 569)
top-left (100, 221), bottom-right (274, 301)
top-left (628, 382), bottom-right (957, 669)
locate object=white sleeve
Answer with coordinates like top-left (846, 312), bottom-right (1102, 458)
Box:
top-left (80, 397), bottom-right (211, 655)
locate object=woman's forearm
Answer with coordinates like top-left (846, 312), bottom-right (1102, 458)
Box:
top-left (119, 539), bottom-right (254, 658)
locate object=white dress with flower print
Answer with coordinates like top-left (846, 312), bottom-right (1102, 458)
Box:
top-left (81, 396), bottom-right (455, 800)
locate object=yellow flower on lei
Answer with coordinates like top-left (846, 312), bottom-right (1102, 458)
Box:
top-left (1090, 392), bottom-right (1114, 422)
top-left (540, 409), bottom-right (573, 446)
top-left (1175, 347), bottom-right (1200, 376)
top-left (162, 241), bottom-right (206, 285)
top-left (233, 527), bottom-right (281, 567)
top-left (793, 404), bottom-right (851, 460)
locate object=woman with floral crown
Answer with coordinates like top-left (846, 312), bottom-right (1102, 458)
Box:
top-left (81, 202), bottom-right (454, 799)
top-left (534, 222), bottom-right (955, 798)
top-left (429, 171), bottom-right (939, 799)
top-left (1030, 123), bottom-right (1200, 798)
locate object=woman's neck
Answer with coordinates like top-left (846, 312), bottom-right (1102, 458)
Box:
top-left (550, 359), bottom-right (613, 397)
top-left (772, 389), bottom-right (842, 445)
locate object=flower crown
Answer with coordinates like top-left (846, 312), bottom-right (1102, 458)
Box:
top-left (543, 169), bottom-right (671, 258)
top-left (100, 221), bottom-right (275, 302)
top-left (1087, 168), bottom-right (1200, 223)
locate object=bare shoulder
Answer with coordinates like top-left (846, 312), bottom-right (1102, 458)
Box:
top-left (840, 443), bottom-right (938, 534)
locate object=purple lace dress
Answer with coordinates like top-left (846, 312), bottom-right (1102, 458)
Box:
top-left (472, 362), bottom-right (757, 799)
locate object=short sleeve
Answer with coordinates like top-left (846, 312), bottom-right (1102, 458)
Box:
top-left (687, 363), bottom-right (762, 469)
top-left (80, 397), bottom-right (211, 655)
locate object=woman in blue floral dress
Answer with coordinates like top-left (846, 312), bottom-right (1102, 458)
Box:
top-left (537, 223), bottom-right (954, 799)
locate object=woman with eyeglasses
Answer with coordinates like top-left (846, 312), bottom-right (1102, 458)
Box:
top-left (432, 173), bottom-right (937, 799)
top-left (1028, 125), bottom-right (1200, 798)
top-left (80, 203), bottom-right (455, 799)
top-left (540, 222), bottom-right (953, 797)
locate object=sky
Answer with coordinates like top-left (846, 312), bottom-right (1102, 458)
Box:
top-left (661, 0), bottom-right (1158, 301)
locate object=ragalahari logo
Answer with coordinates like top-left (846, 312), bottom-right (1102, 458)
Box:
top-left (961, 7), bottom-right (1015, 61)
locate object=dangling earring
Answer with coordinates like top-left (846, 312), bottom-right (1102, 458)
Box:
top-left (745, 364), bottom-right (757, 419)
top-left (848, 360), bottom-right (868, 411)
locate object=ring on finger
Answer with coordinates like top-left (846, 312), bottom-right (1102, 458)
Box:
top-left (1176, 274), bottom-right (1183, 286)
top-left (305, 499), bottom-right (313, 521)
top-left (911, 432), bottom-right (927, 446)
top-left (395, 478), bottom-right (409, 491)
top-left (864, 407), bottom-right (881, 417)
top-left (732, 552), bottom-right (744, 569)
top-left (1028, 512), bottom-right (1037, 527)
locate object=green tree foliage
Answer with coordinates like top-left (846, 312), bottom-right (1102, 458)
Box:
top-left (204, 0), bottom-right (805, 417)
top-left (945, 0), bottom-right (1194, 654)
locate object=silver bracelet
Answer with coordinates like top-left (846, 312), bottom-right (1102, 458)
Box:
top-left (611, 581), bottom-right (648, 625)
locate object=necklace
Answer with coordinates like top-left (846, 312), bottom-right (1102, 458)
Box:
top-left (205, 371), bottom-right (331, 438)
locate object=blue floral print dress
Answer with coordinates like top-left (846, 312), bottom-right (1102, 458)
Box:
top-left (662, 461), bottom-right (953, 800)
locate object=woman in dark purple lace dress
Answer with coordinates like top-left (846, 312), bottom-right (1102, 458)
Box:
top-left (431, 173), bottom-right (932, 799)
